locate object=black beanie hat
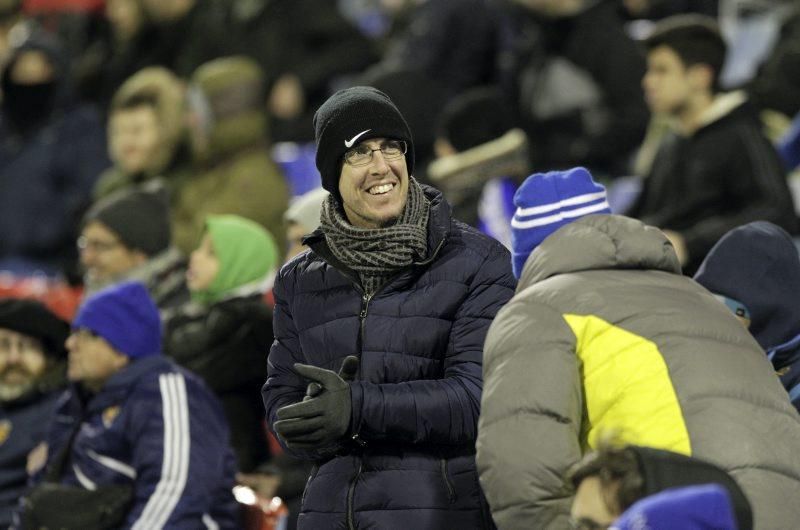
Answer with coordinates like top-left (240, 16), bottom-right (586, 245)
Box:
top-left (83, 186), bottom-right (171, 257)
top-left (0, 298), bottom-right (69, 358)
top-left (632, 446), bottom-right (753, 530)
top-left (313, 86), bottom-right (414, 198)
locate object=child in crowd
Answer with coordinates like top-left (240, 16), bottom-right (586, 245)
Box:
top-left (163, 214), bottom-right (277, 472)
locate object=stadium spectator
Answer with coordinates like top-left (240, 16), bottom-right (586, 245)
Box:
top-left (626, 15), bottom-right (797, 274)
top-left (477, 167), bottom-right (800, 529)
top-left (79, 185), bottom-right (188, 309)
top-left (0, 299), bottom-right (69, 528)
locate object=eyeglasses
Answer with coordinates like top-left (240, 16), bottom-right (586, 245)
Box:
top-left (343, 140), bottom-right (407, 167)
top-left (0, 336), bottom-right (43, 355)
top-left (77, 236), bottom-right (123, 253)
top-left (569, 517), bottom-right (611, 530)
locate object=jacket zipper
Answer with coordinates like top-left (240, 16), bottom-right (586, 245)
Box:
top-left (346, 293), bottom-right (372, 528)
top-left (344, 236), bottom-right (446, 528)
top-left (347, 460), bottom-right (363, 530)
top-left (440, 458), bottom-right (456, 503)
top-left (358, 291), bottom-right (372, 357)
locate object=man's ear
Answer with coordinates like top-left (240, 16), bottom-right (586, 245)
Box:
top-left (687, 63), bottom-right (714, 93)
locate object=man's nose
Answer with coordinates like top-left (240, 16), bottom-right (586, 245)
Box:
top-left (369, 150), bottom-right (390, 173)
top-left (80, 246), bottom-right (98, 266)
top-left (5, 347), bottom-right (23, 363)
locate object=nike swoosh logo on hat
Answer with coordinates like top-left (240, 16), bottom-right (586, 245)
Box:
top-left (344, 129), bottom-right (371, 148)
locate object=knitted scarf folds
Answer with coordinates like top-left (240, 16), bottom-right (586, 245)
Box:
top-left (321, 178), bottom-right (430, 295)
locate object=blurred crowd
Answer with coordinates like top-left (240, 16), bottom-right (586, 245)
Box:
top-left (0, 0), bottom-right (798, 528)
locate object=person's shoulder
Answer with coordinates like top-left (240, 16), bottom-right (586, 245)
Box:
top-left (134, 357), bottom-right (215, 398)
top-left (277, 245), bottom-right (327, 281)
top-left (447, 219), bottom-right (511, 259)
top-left (212, 294), bottom-right (272, 325)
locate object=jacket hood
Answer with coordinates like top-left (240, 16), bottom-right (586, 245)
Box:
top-left (189, 56), bottom-right (268, 164)
top-left (109, 67), bottom-right (187, 177)
top-left (694, 221), bottom-right (800, 350)
top-left (1, 29), bottom-right (71, 132)
top-left (192, 214), bottom-right (278, 304)
top-left (518, 214), bottom-right (681, 289)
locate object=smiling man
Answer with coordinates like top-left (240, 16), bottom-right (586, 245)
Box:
top-left (262, 86), bottom-right (516, 529)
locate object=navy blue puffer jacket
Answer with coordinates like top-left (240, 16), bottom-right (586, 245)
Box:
top-left (263, 186), bottom-right (516, 529)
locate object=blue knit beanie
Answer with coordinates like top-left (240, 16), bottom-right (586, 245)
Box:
top-left (72, 281), bottom-right (161, 359)
top-left (511, 167), bottom-right (611, 278)
top-left (612, 484), bottom-right (737, 530)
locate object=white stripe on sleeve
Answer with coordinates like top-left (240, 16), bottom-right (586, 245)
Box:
top-left (131, 373), bottom-right (190, 530)
top-left (87, 449), bottom-right (137, 479)
top-left (73, 463), bottom-right (97, 491)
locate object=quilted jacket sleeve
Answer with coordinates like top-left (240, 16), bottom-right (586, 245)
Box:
top-left (476, 295), bottom-right (581, 530)
top-left (349, 243), bottom-right (516, 445)
top-left (262, 268), bottom-right (343, 460)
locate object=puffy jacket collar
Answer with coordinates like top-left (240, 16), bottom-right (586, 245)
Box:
top-left (518, 214), bottom-right (681, 289)
top-left (304, 184), bottom-right (452, 287)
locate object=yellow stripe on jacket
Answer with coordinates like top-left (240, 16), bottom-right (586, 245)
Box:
top-left (563, 314), bottom-right (691, 456)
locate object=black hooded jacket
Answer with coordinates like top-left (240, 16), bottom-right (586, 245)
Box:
top-left (695, 221), bottom-right (800, 412)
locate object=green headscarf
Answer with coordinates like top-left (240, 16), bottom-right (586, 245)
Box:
top-left (192, 215), bottom-right (278, 305)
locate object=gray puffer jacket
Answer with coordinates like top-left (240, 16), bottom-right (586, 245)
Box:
top-left (477, 214), bottom-right (800, 530)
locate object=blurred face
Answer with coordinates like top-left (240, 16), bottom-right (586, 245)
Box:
top-left (338, 138), bottom-right (409, 229)
top-left (139, 0), bottom-right (193, 23)
top-left (109, 105), bottom-right (161, 174)
top-left (65, 329), bottom-right (128, 390)
top-left (9, 50), bottom-right (54, 85)
top-left (105, 0), bottom-right (143, 41)
top-left (187, 233), bottom-right (219, 291)
top-left (79, 221), bottom-right (147, 286)
top-left (643, 46), bottom-right (693, 116)
top-left (571, 477), bottom-right (621, 530)
top-left (0, 328), bottom-right (46, 401)
top-left (285, 222), bottom-right (309, 262)
top-left (509, 0), bottom-right (584, 17)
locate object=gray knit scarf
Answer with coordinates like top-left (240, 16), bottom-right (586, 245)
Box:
top-left (321, 177), bottom-right (430, 295)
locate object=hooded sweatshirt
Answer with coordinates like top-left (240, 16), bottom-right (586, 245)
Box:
top-left (165, 214), bottom-right (278, 471)
top-left (192, 214), bottom-right (278, 304)
top-left (694, 221), bottom-right (800, 410)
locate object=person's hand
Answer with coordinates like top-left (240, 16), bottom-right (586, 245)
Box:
top-left (662, 229), bottom-right (688, 266)
top-left (274, 356), bottom-right (359, 449)
top-left (236, 472), bottom-right (282, 499)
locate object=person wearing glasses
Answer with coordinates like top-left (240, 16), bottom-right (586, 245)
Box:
top-left (16, 281), bottom-right (240, 529)
top-left (78, 184), bottom-right (189, 309)
top-left (262, 86), bottom-right (516, 529)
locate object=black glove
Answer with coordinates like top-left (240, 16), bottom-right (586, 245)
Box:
top-left (274, 356), bottom-right (359, 449)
